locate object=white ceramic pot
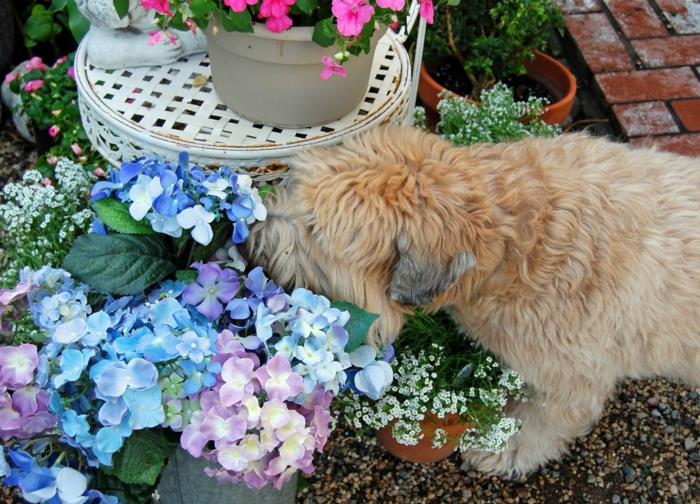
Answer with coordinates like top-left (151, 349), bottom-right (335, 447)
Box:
top-left (206, 21), bottom-right (384, 127)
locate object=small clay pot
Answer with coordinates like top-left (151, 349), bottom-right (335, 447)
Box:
top-left (418, 50), bottom-right (577, 127)
top-left (376, 414), bottom-right (471, 464)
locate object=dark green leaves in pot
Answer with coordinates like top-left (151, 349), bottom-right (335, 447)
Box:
top-left (330, 301), bottom-right (379, 352)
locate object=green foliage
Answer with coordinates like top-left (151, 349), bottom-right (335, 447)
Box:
top-left (437, 83), bottom-right (560, 146)
top-left (101, 429), bottom-right (177, 486)
top-left (63, 234), bottom-right (177, 295)
top-left (330, 301), bottom-right (379, 352)
top-left (93, 199), bottom-right (155, 235)
top-left (15, 0), bottom-right (89, 50)
top-left (8, 54), bottom-right (104, 175)
top-left (424, 0), bottom-right (564, 98)
top-left (312, 18), bottom-right (337, 47)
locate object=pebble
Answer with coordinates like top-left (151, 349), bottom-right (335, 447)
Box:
top-left (684, 437), bottom-right (697, 451)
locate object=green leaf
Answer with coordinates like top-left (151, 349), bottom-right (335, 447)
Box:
top-left (93, 198), bottom-right (154, 235)
top-left (102, 430), bottom-right (176, 486)
top-left (51, 0), bottom-right (69, 10)
top-left (189, 0), bottom-right (217, 17)
top-left (296, 0), bottom-right (318, 15)
top-left (66, 0), bottom-right (90, 41)
top-left (312, 18), bottom-right (336, 47)
top-left (220, 10), bottom-right (254, 33)
top-left (24, 11), bottom-right (54, 43)
top-left (113, 0), bottom-right (130, 19)
top-left (258, 183), bottom-right (277, 199)
top-left (63, 234), bottom-right (176, 295)
top-left (175, 269), bottom-right (197, 284)
top-left (330, 301), bottom-right (379, 352)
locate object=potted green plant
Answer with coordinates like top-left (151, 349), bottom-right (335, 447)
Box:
top-left (343, 310), bottom-right (525, 463)
top-left (418, 0), bottom-right (576, 125)
top-left (129, 0), bottom-right (435, 127)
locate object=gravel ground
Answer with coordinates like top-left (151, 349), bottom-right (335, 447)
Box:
top-left (298, 378), bottom-right (699, 504)
top-left (0, 117), bottom-right (35, 186)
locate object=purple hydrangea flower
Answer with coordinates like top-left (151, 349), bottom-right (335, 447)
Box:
top-left (183, 263), bottom-right (239, 320)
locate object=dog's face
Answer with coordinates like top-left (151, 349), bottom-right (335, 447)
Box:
top-left (245, 127), bottom-right (502, 344)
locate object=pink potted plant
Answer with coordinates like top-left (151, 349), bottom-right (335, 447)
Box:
top-left (128, 0), bottom-right (434, 127)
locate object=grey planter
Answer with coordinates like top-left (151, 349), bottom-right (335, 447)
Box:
top-left (0, 0), bottom-right (15, 76)
top-left (157, 448), bottom-right (298, 504)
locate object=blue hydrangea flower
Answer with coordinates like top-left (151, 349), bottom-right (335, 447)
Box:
top-left (93, 358), bottom-right (158, 398)
top-left (123, 385), bottom-right (164, 429)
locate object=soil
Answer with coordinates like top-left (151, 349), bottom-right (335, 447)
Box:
top-left (426, 57), bottom-right (555, 103)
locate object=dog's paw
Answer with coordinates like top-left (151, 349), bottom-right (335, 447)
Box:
top-left (461, 438), bottom-right (545, 480)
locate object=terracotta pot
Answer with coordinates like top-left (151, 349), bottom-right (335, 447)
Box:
top-left (206, 20), bottom-right (385, 128)
top-left (376, 414), bottom-right (471, 463)
top-left (418, 50), bottom-right (577, 126)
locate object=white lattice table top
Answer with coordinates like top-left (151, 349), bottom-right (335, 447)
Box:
top-left (76, 31), bottom-right (411, 174)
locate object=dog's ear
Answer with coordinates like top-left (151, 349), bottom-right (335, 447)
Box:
top-left (389, 234), bottom-right (475, 305)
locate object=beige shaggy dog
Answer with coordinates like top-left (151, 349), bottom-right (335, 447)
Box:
top-left (245, 127), bottom-right (700, 477)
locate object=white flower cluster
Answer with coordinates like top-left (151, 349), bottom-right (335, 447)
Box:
top-left (437, 83), bottom-right (560, 146)
top-left (459, 416), bottom-right (522, 453)
top-left (344, 341), bottom-right (526, 453)
top-left (0, 159), bottom-right (94, 285)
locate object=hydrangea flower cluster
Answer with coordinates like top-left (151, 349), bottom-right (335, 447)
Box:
top-left (0, 160), bottom-right (94, 287)
top-left (1, 258), bottom-right (392, 495)
top-left (1, 447), bottom-right (116, 504)
top-left (344, 341), bottom-right (524, 451)
top-left (91, 153), bottom-right (266, 246)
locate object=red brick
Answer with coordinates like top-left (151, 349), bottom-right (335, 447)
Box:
top-left (596, 67), bottom-right (700, 103)
top-left (559, 0), bottom-right (602, 14)
top-left (671, 99), bottom-right (700, 131)
top-left (566, 14), bottom-right (634, 72)
top-left (656, 0), bottom-right (699, 34)
top-left (630, 133), bottom-right (700, 157)
top-left (633, 35), bottom-right (700, 67)
top-left (605, 0), bottom-right (668, 38)
top-left (613, 101), bottom-right (679, 136)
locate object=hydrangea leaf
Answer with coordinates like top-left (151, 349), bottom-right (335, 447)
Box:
top-left (330, 301), bottom-right (379, 353)
top-left (93, 198), bottom-right (154, 235)
top-left (63, 234), bottom-right (176, 295)
top-left (101, 429), bottom-right (176, 486)
top-left (175, 269), bottom-right (197, 284)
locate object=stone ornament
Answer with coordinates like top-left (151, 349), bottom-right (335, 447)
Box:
top-left (76, 0), bottom-right (207, 70)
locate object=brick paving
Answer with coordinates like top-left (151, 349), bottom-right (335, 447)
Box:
top-left (561, 0), bottom-right (700, 156)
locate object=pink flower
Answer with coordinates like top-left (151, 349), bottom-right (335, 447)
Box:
top-left (332, 0), bottom-right (375, 37)
top-left (67, 66), bottom-right (76, 80)
top-left (54, 56), bottom-right (68, 66)
top-left (219, 357), bottom-right (256, 406)
top-left (0, 344), bottom-right (38, 389)
top-left (185, 19), bottom-right (197, 34)
top-left (419, 0), bottom-right (434, 24)
top-left (48, 125), bottom-right (61, 138)
top-left (254, 355), bottom-right (304, 401)
top-left (70, 144), bottom-right (82, 155)
top-left (264, 15), bottom-right (293, 33)
top-left (93, 167), bottom-right (106, 178)
top-left (148, 31), bottom-right (164, 46)
top-left (0, 282), bottom-right (33, 307)
top-left (259, 0), bottom-right (295, 21)
top-left (224, 0), bottom-right (259, 13)
top-left (23, 79), bottom-right (44, 92)
top-left (42, 178), bottom-right (53, 187)
top-left (320, 56), bottom-right (347, 80)
top-left (25, 56), bottom-right (47, 72)
top-left (3, 72), bottom-right (17, 85)
top-left (376, 0), bottom-right (405, 11)
top-left (47, 156), bottom-right (58, 166)
top-left (141, 0), bottom-right (173, 15)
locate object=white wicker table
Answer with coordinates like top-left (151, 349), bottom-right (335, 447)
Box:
top-left (75, 31), bottom-right (411, 178)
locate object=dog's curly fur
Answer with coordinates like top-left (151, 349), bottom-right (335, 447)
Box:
top-left (245, 127), bottom-right (700, 477)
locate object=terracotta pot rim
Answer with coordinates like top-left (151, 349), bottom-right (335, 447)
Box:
top-left (418, 50), bottom-right (577, 124)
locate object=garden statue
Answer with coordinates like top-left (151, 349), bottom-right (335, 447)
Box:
top-left (76, 0), bottom-right (207, 70)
